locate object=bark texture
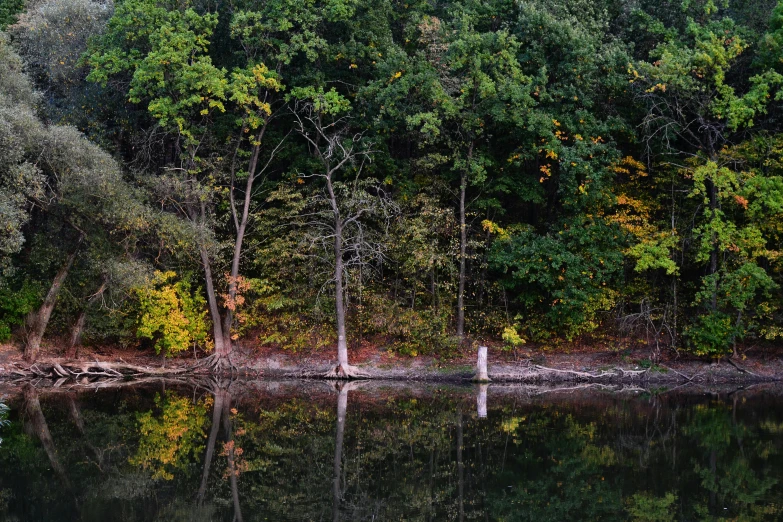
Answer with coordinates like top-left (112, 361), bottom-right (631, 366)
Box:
top-left (473, 345), bottom-right (490, 382)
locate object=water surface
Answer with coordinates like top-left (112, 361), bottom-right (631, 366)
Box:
top-left (0, 381), bottom-right (781, 521)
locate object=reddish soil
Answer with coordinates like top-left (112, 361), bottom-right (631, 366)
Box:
top-left (2, 335), bottom-right (782, 385)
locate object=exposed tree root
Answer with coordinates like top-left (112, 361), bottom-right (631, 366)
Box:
top-left (323, 363), bottom-right (371, 380)
top-left (8, 353), bottom-right (258, 382)
top-left (10, 360), bottom-right (191, 381)
top-left (195, 353), bottom-right (238, 374)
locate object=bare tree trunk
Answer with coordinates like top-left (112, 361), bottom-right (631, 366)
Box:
top-left (67, 311), bottom-right (86, 359)
top-left (324, 170), bottom-right (361, 379)
top-left (335, 221), bottom-right (349, 370)
top-left (26, 239), bottom-right (82, 361)
top-left (200, 246), bottom-right (227, 357)
top-left (456, 142), bottom-right (474, 339)
top-left (67, 277), bottom-right (108, 359)
top-left (291, 104), bottom-right (373, 379)
top-left (333, 383), bottom-right (348, 522)
top-left (708, 178), bottom-right (718, 311)
top-left (222, 132), bottom-right (264, 354)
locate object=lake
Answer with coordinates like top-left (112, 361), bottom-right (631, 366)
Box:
top-left (0, 380), bottom-right (781, 521)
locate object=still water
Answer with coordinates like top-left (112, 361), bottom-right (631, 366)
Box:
top-left (0, 380), bottom-right (781, 521)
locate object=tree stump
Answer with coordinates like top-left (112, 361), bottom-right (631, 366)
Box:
top-left (472, 345), bottom-right (490, 382)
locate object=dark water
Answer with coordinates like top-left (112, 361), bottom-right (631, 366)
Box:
top-left (0, 381), bottom-right (782, 521)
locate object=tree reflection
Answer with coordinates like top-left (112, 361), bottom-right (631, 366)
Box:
top-left (0, 397), bottom-right (8, 447)
top-left (197, 384), bottom-right (225, 504)
top-left (222, 389), bottom-right (244, 522)
top-left (683, 401), bottom-right (779, 519)
top-left (193, 382), bottom-right (245, 522)
top-left (333, 382), bottom-right (348, 521)
top-left (129, 390), bottom-right (209, 481)
top-left (0, 386), bottom-right (780, 521)
top-left (22, 385), bottom-right (71, 490)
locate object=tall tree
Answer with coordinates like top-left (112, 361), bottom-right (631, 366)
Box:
top-left (291, 91), bottom-right (392, 378)
top-left (631, 4), bottom-right (783, 354)
top-left (86, 0), bottom-right (288, 369)
top-left (368, 11), bottom-right (535, 338)
top-left (0, 33), bottom-right (149, 361)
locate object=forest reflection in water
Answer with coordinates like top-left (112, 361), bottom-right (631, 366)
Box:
top-left (0, 380), bottom-right (782, 521)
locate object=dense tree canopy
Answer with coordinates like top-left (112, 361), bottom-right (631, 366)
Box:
top-left (2, 0), bottom-right (783, 361)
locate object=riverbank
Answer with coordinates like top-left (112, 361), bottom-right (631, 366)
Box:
top-left (1, 340), bottom-right (781, 385)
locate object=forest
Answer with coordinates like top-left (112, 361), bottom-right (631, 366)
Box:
top-left (1, 0), bottom-right (783, 372)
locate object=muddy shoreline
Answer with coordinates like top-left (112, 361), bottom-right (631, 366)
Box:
top-left (0, 343), bottom-right (780, 386)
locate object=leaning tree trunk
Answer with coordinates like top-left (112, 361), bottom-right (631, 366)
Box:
top-left (66, 311), bottom-right (87, 359)
top-left (26, 240), bottom-right (82, 362)
top-left (199, 245), bottom-right (229, 362)
top-left (67, 278), bottom-right (108, 359)
top-left (186, 157), bottom-right (230, 369)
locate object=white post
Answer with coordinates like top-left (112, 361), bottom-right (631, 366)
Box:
top-left (476, 383), bottom-right (488, 418)
top-left (474, 345), bottom-right (490, 382)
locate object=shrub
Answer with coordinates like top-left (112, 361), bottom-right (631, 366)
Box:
top-left (357, 293), bottom-right (456, 356)
top-left (501, 324), bottom-right (526, 351)
top-left (255, 311), bottom-right (335, 352)
top-left (0, 281), bottom-right (40, 342)
top-left (684, 311), bottom-right (736, 357)
top-left (133, 271), bottom-right (210, 356)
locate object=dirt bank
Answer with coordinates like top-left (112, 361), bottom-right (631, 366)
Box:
top-left (1, 340), bottom-right (781, 385)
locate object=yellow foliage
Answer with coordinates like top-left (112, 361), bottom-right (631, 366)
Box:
top-left (130, 392), bottom-right (210, 480)
top-left (134, 271), bottom-right (210, 356)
